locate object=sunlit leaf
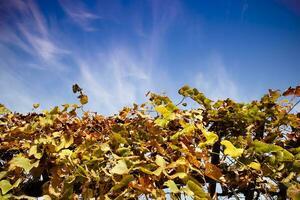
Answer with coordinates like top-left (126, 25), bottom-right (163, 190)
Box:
top-left (155, 155), bottom-right (166, 167)
top-left (111, 160), bottom-right (129, 175)
top-left (248, 162), bottom-right (261, 170)
top-left (0, 171), bottom-right (7, 180)
top-left (29, 145), bottom-right (43, 159)
top-left (9, 155), bottom-right (39, 173)
top-left (0, 104), bottom-right (11, 114)
top-left (221, 140), bottom-right (244, 158)
top-left (164, 180), bottom-right (179, 193)
top-left (0, 180), bottom-right (12, 194)
top-left (198, 124), bottom-right (218, 147)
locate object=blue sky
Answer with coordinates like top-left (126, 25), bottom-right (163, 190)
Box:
top-left (0, 0), bottom-right (299, 115)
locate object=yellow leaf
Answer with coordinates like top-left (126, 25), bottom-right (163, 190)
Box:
top-left (0, 180), bottom-right (12, 194)
top-left (164, 180), bottom-right (180, 193)
top-left (29, 145), bottom-right (43, 159)
top-left (155, 155), bottom-right (166, 167)
top-left (33, 103), bottom-right (40, 109)
top-left (197, 124), bottom-right (218, 146)
top-left (111, 160), bottom-right (129, 175)
top-left (152, 167), bottom-right (163, 176)
top-left (248, 162), bottom-right (261, 170)
top-left (80, 95), bottom-right (88, 105)
top-left (9, 155), bottom-right (39, 173)
top-left (221, 140), bottom-right (244, 158)
top-left (0, 171), bottom-right (7, 180)
top-left (100, 143), bottom-right (111, 152)
top-left (155, 105), bottom-right (175, 120)
top-left (187, 180), bottom-right (208, 198)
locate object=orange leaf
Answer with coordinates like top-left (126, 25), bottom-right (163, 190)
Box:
top-left (295, 86), bottom-right (300, 96)
top-left (283, 87), bottom-right (295, 96)
top-left (205, 163), bottom-right (223, 181)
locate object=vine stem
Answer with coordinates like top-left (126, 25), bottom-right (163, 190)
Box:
top-left (288, 99), bottom-right (300, 113)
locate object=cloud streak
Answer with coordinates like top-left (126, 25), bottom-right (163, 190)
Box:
top-left (194, 53), bottom-right (240, 101)
top-left (59, 0), bottom-right (100, 31)
top-left (0, 0), bottom-right (68, 67)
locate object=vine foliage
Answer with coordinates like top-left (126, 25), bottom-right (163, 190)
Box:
top-left (0, 85), bottom-right (299, 199)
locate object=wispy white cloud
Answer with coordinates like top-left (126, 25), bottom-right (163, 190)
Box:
top-left (0, 0), bottom-right (68, 67)
top-left (75, 47), bottom-right (153, 115)
top-left (71, 1), bottom-right (181, 115)
top-left (0, 0), bottom-right (70, 112)
top-left (194, 52), bottom-right (240, 101)
top-left (59, 0), bottom-right (100, 31)
top-left (0, 0), bottom-right (181, 115)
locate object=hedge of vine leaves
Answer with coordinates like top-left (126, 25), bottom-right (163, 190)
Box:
top-left (0, 85), bottom-right (299, 200)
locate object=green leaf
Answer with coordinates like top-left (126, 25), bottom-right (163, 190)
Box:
top-left (111, 160), bottom-right (129, 175)
top-left (252, 140), bottom-right (294, 161)
top-left (252, 140), bottom-right (282, 153)
top-left (164, 180), bottom-right (180, 193)
top-left (248, 162), bottom-right (261, 170)
top-left (221, 140), bottom-right (244, 158)
top-left (9, 155), bottom-right (39, 173)
top-left (0, 180), bottom-right (12, 195)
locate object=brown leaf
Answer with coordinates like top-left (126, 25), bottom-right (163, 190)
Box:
top-left (283, 87), bottom-right (295, 96)
top-left (205, 163), bottom-right (223, 181)
top-left (295, 86), bottom-right (300, 96)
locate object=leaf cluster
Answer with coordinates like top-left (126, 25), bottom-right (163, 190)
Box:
top-left (0, 85), bottom-right (299, 199)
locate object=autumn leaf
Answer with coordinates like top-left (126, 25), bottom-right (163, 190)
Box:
top-left (9, 155), bottom-right (39, 173)
top-left (248, 162), bottom-right (261, 170)
top-left (164, 180), bottom-right (180, 193)
top-left (295, 86), bottom-right (300, 96)
top-left (111, 160), bottom-right (129, 175)
top-left (221, 140), bottom-right (244, 158)
top-left (197, 124), bottom-right (218, 147)
top-left (0, 180), bottom-right (12, 195)
top-left (80, 95), bottom-right (88, 105)
top-left (283, 87), bottom-right (295, 96)
top-left (33, 103), bottom-right (40, 109)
